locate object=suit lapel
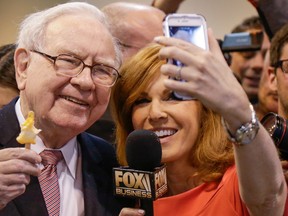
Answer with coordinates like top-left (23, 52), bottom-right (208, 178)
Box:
top-left (78, 133), bottom-right (124, 216)
top-left (13, 177), bottom-right (48, 216)
top-left (78, 133), bottom-right (104, 216)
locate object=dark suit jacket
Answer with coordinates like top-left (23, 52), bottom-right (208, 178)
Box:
top-left (0, 98), bottom-right (133, 216)
top-left (255, 0), bottom-right (288, 39)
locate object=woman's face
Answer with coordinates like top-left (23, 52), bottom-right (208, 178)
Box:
top-left (131, 74), bottom-right (202, 163)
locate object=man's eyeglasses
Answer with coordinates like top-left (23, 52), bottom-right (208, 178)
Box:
top-left (30, 50), bottom-right (120, 87)
top-left (273, 59), bottom-right (288, 74)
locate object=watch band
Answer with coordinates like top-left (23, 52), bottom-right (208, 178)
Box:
top-left (222, 104), bottom-right (260, 145)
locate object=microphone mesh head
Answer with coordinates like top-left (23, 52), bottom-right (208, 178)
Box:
top-left (126, 130), bottom-right (162, 171)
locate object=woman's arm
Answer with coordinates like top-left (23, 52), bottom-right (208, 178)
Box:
top-left (154, 29), bottom-right (287, 216)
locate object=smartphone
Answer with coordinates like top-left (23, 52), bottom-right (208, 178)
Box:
top-left (163, 14), bottom-right (209, 100)
top-left (221, 31), bottom-right (263, 52)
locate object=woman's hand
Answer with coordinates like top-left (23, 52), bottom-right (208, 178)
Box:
top-left (154, 28), bottom-right (252, 128)
top-left (119, 207), bottom-right (145, 216)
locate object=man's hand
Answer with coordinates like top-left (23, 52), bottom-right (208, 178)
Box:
top-left (0, 148), bottom-right (41, 209)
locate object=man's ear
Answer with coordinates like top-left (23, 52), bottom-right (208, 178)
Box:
top-left (268, 66), bottom-right (278, 91)
top-left (14, 48), bottom-right (30, 90)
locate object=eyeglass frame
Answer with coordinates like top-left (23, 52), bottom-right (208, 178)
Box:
top-left (273, 59), bottom-right (288, 74)
top-left (30, 50), bottom-right (121, 87)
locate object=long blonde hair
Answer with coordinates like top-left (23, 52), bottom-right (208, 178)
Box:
top-left (111, 43), bottom-right (234, 183)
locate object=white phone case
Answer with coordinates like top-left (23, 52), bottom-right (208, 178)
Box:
top-left (163, 14), bottom-right (209, 100)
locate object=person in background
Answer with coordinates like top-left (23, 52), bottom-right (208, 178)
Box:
top-left (0, 2), bottom-right (133, 215)
top-left (0, 43), bottom-right (19, 108)
top-left (86, 2), bottom-right (165, 142)
top-left (102, 2), bottom-right (165, 62)
top-left (229, 16), bottom-right (269, 104)
top-left (111, 32), bottom-right (286, 215)
top-left (151, 0), bottom-right (184, 14)
top-left (254, 49), bottom-right (278, 120)
top-left (269, 23), bottom-right (288, 119)
top-left (267, 22), bottom-right (288, 216)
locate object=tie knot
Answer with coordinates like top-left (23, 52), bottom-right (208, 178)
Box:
top-left (40, 150), bottom-right (63, 166)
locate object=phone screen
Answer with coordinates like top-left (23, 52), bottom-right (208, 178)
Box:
top-left (169, 25), bottom-right (206, 48)
top-left (169, 25), bottom-right (207, 66)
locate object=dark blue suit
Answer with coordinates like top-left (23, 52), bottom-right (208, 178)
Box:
top-left (0, 98), bottom-right (133, 216)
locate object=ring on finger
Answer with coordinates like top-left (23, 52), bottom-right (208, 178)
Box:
top-left (176, 66), bottom-right (182, 80)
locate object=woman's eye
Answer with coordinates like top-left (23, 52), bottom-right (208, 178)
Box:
top-left (134, 98), bottom-right (150, 105)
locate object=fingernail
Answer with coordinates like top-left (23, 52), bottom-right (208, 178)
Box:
top-left (154, 36), bottom-right (161, 42)
top-left (138, 209), bottom-right (145, 215)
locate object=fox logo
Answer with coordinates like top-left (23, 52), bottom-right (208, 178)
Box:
top-left (115, 170), bottom-right (151, 191)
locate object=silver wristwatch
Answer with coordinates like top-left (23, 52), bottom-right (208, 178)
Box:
top-left (222, 104), bottom-right (260, 145)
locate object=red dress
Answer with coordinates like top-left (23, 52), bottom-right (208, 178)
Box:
top-left (154, 165), bottom-right (250, 216)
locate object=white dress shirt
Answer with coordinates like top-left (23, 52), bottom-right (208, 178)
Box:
top-left (15, 99), bottom-right (84, 216)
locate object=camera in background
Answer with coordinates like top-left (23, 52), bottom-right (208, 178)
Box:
top-left (221, 31), bottom-right (263, 52)
top-left (218, 31), bottom-right (264, 66)
top-left (261, 112), bottom-right (288, 160)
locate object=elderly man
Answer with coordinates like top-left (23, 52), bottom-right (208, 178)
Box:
top-left (0, 2), bottom-right (132, 216)
top-left (102, 2), bottom-right (165, 62)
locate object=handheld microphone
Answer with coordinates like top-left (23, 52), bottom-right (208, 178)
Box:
top-left (113, 130), bottom-right (167, 216)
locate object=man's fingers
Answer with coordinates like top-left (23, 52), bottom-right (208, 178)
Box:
top-left (0, 148), bottom-right (41, 164)
top-left (0, 173), bottom-right (31, 185)
top-left (0, 182), bottom-right (27, 209)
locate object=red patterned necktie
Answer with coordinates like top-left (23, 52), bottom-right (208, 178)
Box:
top-left (39, 150), bottom-right (63, 216)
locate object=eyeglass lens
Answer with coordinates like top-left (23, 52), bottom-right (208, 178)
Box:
top-left (281, 60), bottom-right (288, 73)
top-left (55, 55), bottom-right (118, 86)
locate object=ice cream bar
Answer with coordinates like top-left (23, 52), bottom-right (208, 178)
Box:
top-left (16, 111), bottom-right (41, 149)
